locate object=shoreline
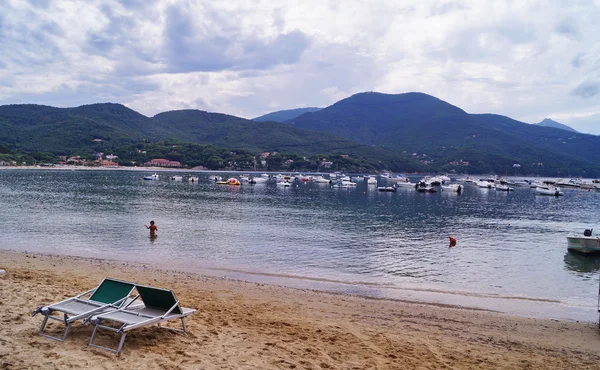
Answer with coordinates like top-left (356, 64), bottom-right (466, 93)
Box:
top-left (2, 250), bottom-right (600, 369)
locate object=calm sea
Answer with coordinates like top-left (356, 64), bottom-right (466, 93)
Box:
top-left (1, 169), bottom-right (599, 322)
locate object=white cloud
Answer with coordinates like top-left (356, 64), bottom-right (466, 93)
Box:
top-left (0, 0), bottom-right (599, 134)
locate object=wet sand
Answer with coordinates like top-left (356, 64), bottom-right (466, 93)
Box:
top-left (1, 250), bottom-right (600, 369)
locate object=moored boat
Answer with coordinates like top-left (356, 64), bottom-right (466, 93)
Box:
top-left (441, 183), bottom-right (463, 193)
top-left (535, 185), bottom-right (563, 196)
top-left (143, 173), bottom-right (159, 181)
top-left (495, 184), bottom-right (514, 191)
top-left (377, 186), bottom-right (396, 192)
top-left (567, 229), bottom-right (600, 253)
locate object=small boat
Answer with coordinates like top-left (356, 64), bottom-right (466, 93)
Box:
top-left (366, 176), bottom-right (377, 185)
top-left (143, 173), bottom-right (159, 181)
top-left (495, 184), bottom-right (514, 191)
top-left (277, 180), bottom-right (292, 187)
top-left (170, 175), bottom-right (183, 181)
top-left (417, 186), bottom-right (437, 193)
top-left (476, 181), bottom-right (495, 189)
top-left (217, 178), bottom-right (241, 185)
top-left (188, 176), bottom-right (199, 183)
top-left (441, 184), bottom-right (463, 193)
top-left (567, 229), bottom-right (600, 253)
top-left (313, 176), bottom-right (332, 184)
top-left (535, 185), bottom-right (563, 196)
top-left (377, 186), bottom-right (396, 192)
top-left (395, 181), bottom-right (417, 188)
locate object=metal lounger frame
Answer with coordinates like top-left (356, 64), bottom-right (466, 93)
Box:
top-left (88, 297), bottom-right (193, 355)
top-left (32, 278), bottom-right (136, 342)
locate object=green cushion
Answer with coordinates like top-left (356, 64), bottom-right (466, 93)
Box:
top-left (89, 278), bottom-right (135, 304)
top-left (137, 285), bottom-right (182, 314)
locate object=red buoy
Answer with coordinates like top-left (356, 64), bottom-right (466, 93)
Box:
top-left (449, 236), bottom-right (457, 247)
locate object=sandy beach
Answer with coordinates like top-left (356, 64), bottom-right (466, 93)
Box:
top-left (1, 250), bottom-right (600, 369)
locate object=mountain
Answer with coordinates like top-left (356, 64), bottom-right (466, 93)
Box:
top-left (0, 103), bottom-right (168, 154)
top-left (287, 92), bottom-right (600, 175)
top-left (253, 107), bottom-right (322, 122)
top-left (0, 103), bottom-right (417, 171)
top-left (2, 93), bottom-right (600, 176)
top-left (535, 118), bottom-right (578, 133)
top-left (151, 109), bottom-right (396, 157)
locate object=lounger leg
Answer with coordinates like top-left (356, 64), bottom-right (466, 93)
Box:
top-left (62, 322), bottom-right (72, 341)
top-left (116, 333), bottom-right (127, 355)
top-left (89, 323), bottom-right (100, 348)
top-left (181, 318), bottom-right (187, 333)
top-left (39, 315), bottom-right (50, 334)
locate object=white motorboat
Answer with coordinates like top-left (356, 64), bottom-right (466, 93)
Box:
top-left (476, 181), bottom-right (495, 189)
top-left (188, 176), bottom-right (199, 183)
top-left (495, 184), bottom-right (514, 191)
top-left (535, 185), bottom-right (564, 196)
top-left (556, 178), bottom-right (582, 188)
top-left (277, 180), bottom-right (292, 187)
top-left (395, 181), bottom-right (416, 188)
top-left (567, 229), bottom-right (600, 253)
top-left (366, 176), bottom-right (377, 185)
top-left (313, 176), bottom-right (332, 184)
top-left (387, 175), bottom-right (408, 183)
top-left (250, 176), bottom-right (268, 183)
top-left (377, 186), bottom-right (396, 192)
top-left (170, 175), bottom-right (183, 181)
top-left (441, 183), bottom-right (463, 193)
top-left (143, 173), bottom-right (159, 181)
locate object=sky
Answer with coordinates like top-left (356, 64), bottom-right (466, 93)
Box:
top-left (1, 0), bottom-right (599, 134)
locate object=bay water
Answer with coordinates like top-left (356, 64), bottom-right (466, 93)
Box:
top-left (1, 169), bottom-right (599, 322)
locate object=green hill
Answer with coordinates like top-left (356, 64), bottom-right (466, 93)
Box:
top-left (253, 107), bottom-right (322, 122)
top-left (1, 93), bottom-right (599, 176)
top-left (286, 92), bottom-right (600, 176)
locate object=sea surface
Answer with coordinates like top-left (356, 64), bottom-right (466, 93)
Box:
top-left (1, 169), bottom-right (599, 322)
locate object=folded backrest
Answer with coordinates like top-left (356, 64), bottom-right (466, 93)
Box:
top-left (136, 285), bottom-right (183, 315)
top-left (89, 278), bottom-right (136, 305)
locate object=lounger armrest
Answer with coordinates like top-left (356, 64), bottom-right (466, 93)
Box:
top-left (160, 301), bottom-right (180, 319)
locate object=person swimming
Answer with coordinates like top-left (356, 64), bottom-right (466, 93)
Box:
top-left (145, 220), bottom-right (158, 238)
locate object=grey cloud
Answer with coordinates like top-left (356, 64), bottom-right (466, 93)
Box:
top-left (162, 3), bottom-right (311, 73)
top-left (571, 81), bottom-right (600, 98)
top-left (0, 75), bottom-right (160, 108)
top-left (430, 2), bottom-right (467, 16)
top-left (555, 20), bottom-right (579, 38)
top-left (572, 53), bottom-right (585, 68)
top-left (27, 0), bottom-right (51, 8)
top-left (85, 9), bottom-right (137, 56)
top-left (496, 21), bottom-right (536, 44)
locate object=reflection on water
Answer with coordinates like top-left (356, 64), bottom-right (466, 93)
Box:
top-left (564, 251), bottom-right (600, 273)
top-left (1, 169), bottom-right (600, 321)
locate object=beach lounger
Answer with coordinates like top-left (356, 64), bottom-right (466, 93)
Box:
top-left (88, 284), bottom-right (196, 355)
top-left (32, 278), bottom-right (136, 342)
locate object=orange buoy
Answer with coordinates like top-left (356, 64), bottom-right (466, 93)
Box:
top-left (448, 236), bottom-right (457, 247)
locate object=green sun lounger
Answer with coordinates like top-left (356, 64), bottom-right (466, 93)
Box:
top-left (32, 278), bottom-right (136, 342)
top-left (88, 284), bottom-right (196, 355)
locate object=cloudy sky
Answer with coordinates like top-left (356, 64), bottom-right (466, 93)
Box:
top-left (1, 0), bottom-right (599, 134)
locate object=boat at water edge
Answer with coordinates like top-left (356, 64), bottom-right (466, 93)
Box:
top-left (567, 229), bottom-right (600, 253)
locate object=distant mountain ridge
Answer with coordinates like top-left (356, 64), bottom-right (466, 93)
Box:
top-left (253, 107), bottom-right (321, 122)
top-left (286, 92), bottom-right (600, 175)
top-left (1, 92), bottom-right (599, 176)
top-left (535, 118), bottom-right (578, 133)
